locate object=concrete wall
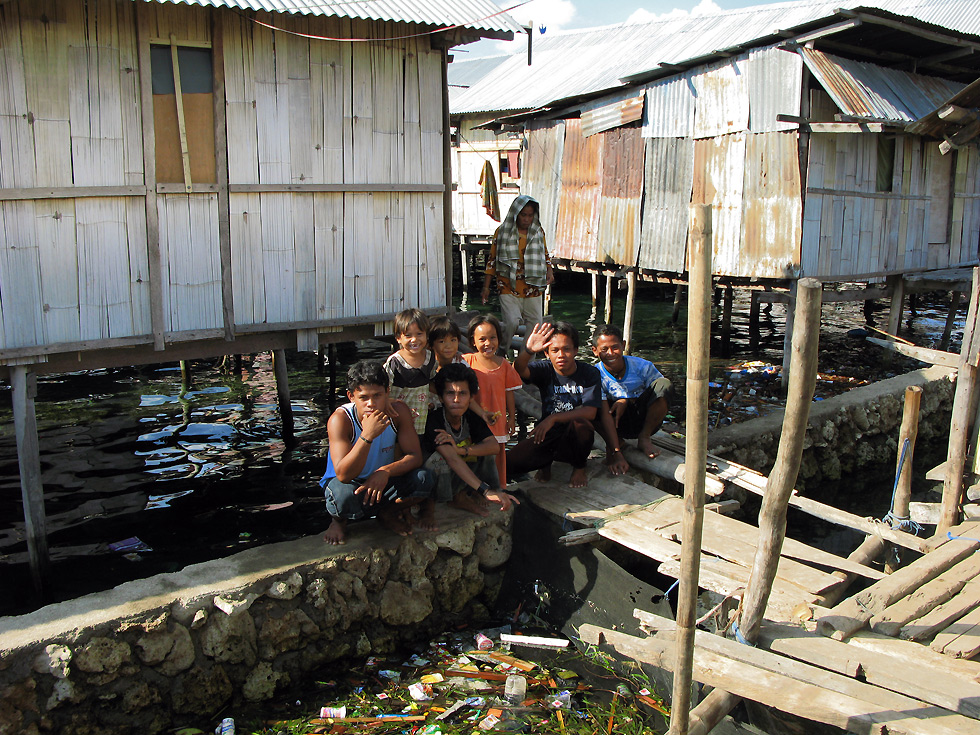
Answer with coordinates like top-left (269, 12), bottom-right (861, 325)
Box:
top-left (707, 365), bottom-right (956, 489)
top-left (0, 507), bottom-right (513, 734)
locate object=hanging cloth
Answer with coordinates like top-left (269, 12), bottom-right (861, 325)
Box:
top-left (479, 159), bottom-right (500, 221)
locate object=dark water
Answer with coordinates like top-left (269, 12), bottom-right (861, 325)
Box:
top-left (0, 272), bottom-right (963, 616)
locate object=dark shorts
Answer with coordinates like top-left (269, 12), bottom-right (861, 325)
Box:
top-left (616, 378), bottom-right (671, 439)
top-left (323, 468), bottom-right (435, 520)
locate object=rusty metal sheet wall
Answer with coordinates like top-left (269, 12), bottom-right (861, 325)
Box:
top-left (522, 120), bottom-right (565, 246)
top-left (596, 126), bottom-right (644, 266)
top-left (638, 137), bottom-right (694, 272)
top-left (747, 48), bottom-right (803, 133)
top-left (642, 71), bottom-right (696, 139)
top-left (581, 92), bottom-right (645, 138)
top-left (693, 134), bottom-right (746, 275)
top-left (694, 60), bottom-right (749, 139)
top-left (740, 132), bottom-right (802, 278)
top-left (554, 118), bottom-right (602, 261)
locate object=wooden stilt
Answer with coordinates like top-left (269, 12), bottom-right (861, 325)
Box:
top-left (941, 290), bottom-right (961, 352)
top-left (623, 270), bottom-right (637, 355)
top-left (592, 273), bottom-right (600, 306)
top-left (749, 290), bottom-right (760, 349)
top-left (672, 283), bottom-right (683, 325)
top-left (604, 274), bottom-right (614, 324)
top-left (886, 274), bottom-right (906, 338)
top-left (669, 205), bottom-right (712, 735)
top-left (939, 362), bottom-right (976, 534)
top-left (11, 365), bottom-right (49, 595)
top-left (885, 385), bottom-right (922, 574)
top-left (328, 344), bottom-right (338, 411)
top-left (234, 354), bottom-right (242, 373)
top-left (686, 279), bottom-right (822, 735)
top-left (180, 359), bottom-right (192, 391)
top-left (460, 241), bottom-right (469, 288)
top-left (721, 284), bottom-right (734, 357)
top-left (780, 280), bottom-right (798, 392)
top-left (272, 349), bottom-right (295, 446)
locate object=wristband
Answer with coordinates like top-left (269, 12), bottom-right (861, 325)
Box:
top-left (477, 481), bottom-right (492, 496)
top-left (611, 447), bottom-right (621, 453)
top-left (361, 436), bottom-right (373, 445)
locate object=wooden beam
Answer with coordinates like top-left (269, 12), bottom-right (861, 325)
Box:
top-left (941, 362), bottom-right (977, 533)
top-left (623, 270), bottom-right (637, 354)
top-left (939, 105), bottom-right (980, 125)
top-left (169, 34), bottom-right (193, 193)
top-left (884, 385), bottom-right (922, 573)
top-left (10, 365), bottom-right (48, 595)
top-left (0, 186), bottom-right (146, 200)
top-left (865, 337), bottom-right (961, 368)
top-left (212, 11), bottom-right (235, 342)
top-left (227, 183), bottom-right (444, 193)
top-left (850, 10), bottom-right (980, 56)
top-left (137, 4), bottom-right (166, 351)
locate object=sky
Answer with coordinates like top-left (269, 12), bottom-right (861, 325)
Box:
top-left (456, 0), bottom-right (793, 58)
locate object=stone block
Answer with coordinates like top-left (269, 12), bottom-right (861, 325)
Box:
top-left (74, 638), bottom-right (131, 676)
top-left (172, 665), bottom-right (232, 716)
top-left (201, 610), bottom-right (257, 666)
top-left (265, 572), bottom-right (303, 601)
top-left (474, 522), bottom-right (511, 569)
top-left (32, 645), bottom-right (71, 680)
top-left (258, 610), bottom-right (319, 661)
top-left (242, 662), bottom-right (287, 701)
top-left (379, 580), bottom-right (433, 625)
top-left (434, 523), bottom-right (475, 555)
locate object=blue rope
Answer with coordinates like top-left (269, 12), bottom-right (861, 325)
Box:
top-left (881, 437), bottom-right (922, 535)
top-left (731, 619), bottom-right (755, 647)
top-left (665, 579), bottom-right (679, 597)
top-left (947, 531), bottom-right (980, 544)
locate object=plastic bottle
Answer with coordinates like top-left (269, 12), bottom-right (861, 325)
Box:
top-left (215, 718), bottom-right (235, 735)
top-left (504, 674), bottom-right (526, 704)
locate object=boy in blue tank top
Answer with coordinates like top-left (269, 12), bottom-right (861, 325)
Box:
top-left (320, 360), bottom-right (435, 544)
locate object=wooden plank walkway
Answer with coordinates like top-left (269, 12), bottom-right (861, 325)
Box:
top-left (520, 468), bottom-right (980, 733)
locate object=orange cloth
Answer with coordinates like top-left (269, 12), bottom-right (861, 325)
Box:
top-left (462, 353), bottom-right (523, 440)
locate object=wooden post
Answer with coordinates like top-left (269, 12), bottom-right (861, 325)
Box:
top-left (885, 385), bottom-right (922, 574)
top-left (544, 284), bottom-right (552, 316)
top-left (180, 360), bottom-right (192, 391)
top-left (886, 274), bottom-right (906, 338)
top-left (592, 272), bottom-right (600, 306)
top-left (939, 362), bottom-right (977, 534)
top-left (780, 280), bottom-right (798, 391)
top-left (328, 343), bottom-right (338, 411)
top-left (740, 278), bottom-right (822, 641)
top-left (441, 50), bottom-right (454, 308)
top-left (721, 284), bottom-right (734, 357)
top-left (604, 274), bottom-right (614, 324)
top-left (941, 290), bottom-right (961, 352)
top-left (11, 365), bottom-right (49, 594)
top-left (212, 11), bottom-right (235, 342)
top-left (672, 284), bottom-right (683, 325)
top-left (749, 290), bottom-right (760, 349)
top-left (623, 270), bottom-right (637, 354)
top-left (459, 240), bottom-right (469, 288)
top-left (272, 349), bottom-right (295, 446)
top-left (669, 205), bottom-right (712, 735)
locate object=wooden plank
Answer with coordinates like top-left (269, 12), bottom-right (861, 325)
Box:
top-left (901, 577), bottom-right (980, 642)
top-left (583, 621), bottom-right (980, 735)
top-left (312, 192), bottom-right (343, 322)
top-left (932, 604), bottom-right (980, 658)
top-left (0, 186), bottom-right (145, 200)
top-left (11, 365), bottom-right (48, 593)
top-left (211, 10), bottom-right (234, 340)
top-left (259, 191), bottom-right (294, 323)
top-left (0, 201), bottom-right (44, 348)
top-left (228, 183), bottom-right (443, 193)
top-left (865, 337), bottom-right (962, 367)
top-left (870, 552), bottom-right (980, 636)
top-left (34, 200), bottom-right (80, 344)
top-left (229, 192), bottom-right (263, 325)
top-left (756, 620), bottom-right (980, 720)
top-left (846, 629), bottom-right (980, 681)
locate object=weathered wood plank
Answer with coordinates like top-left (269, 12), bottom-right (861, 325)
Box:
top-left (901, 577), bottom-right (980, 642)
top-left (932, 604), bottom-right (980, 658)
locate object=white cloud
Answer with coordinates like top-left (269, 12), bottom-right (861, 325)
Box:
top-left (626, 0), bottom-right (722, 24)
top-left (493, 0), bottom-right (577, 54)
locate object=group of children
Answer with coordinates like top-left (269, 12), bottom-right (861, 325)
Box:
top-left (319, 308), bottom-right (670, 544)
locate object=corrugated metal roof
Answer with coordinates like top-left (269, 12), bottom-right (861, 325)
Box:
top-left (800, 47), bottom-right (964, 123)
top-left (154, 0), bottom-right (523, 34)
top-left (450, 0), bottom-right (980, 115)
top-left (580, 92), bottom-right (644, 137)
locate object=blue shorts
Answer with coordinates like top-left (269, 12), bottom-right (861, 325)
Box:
top-left (323, 468), bottom-right (435, 520)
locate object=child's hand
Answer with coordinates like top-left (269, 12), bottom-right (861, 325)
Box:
top-left (487, 411), bottom-right (502, 426)
top-left (507, 414), bottom-right (516, 435)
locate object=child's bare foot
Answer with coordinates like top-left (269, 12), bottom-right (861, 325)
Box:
top-left (417, 499), bottom-right (440, 531)
top-left (534, 467), bottom-right (552, 482)
top-left (569, 467), bottom-right (589, 488)
top-left (638, 437), bottom-right (660, 459)
top-left (450, 490), bottom-right (490, 517)
top-left (324, 517), bottom-right (347, 545)
top-left (378, 507), bottom-right (413, 536)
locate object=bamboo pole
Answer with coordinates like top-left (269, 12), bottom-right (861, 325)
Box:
top-left (11, 365), bottom-right (49, 595)
top-left (669, 205), bottom-right (712, 735)
top-left (623, 270), bottom-right (637, 354)
top-left (885, 385), bottom-right (922, 574)
top-left (739, 278), bottom-right (822, 641)
top-left (672, 284), bottom-right (684, 325)
top-left (686, 278), bottom-right (822, 735)
top-left (941, 290), bottom-right (960, 352)
top-left (939, 362), bottom-right (976, 534)
top-left (592, 273), bottom-right (600, 306)
top-left (721, 284), bottom-right (733, 356)
top-left (604, 275), bottom-right (614, 324)
top-left (886, 274), bottom-right (906, 338)
top-left (780, 280), bottom-right (798, 391)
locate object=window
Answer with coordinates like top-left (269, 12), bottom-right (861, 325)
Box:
top-left (151, 44), bottom-right (215, 186)
top-left (498, 150), bottom-right (520, 188)
top-left (876, 135), bottom-right (895, 192)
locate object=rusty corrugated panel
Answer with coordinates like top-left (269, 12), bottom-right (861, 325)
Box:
top-left (747, 47), bottom-right (803, 133)
top-left (642, 72), bottom-right (696, 139)
top-left (581, 93), bottom-right (645, 138)
top-left (694, 60), bottom-right (749, 139)
top-left (554, 118), bottom-right (601, 261)
top-left (522, 120), bottom-right (565, 246)
top-left (596, 127), bottom-right (644, 266)
top-left (740, 132), bottom-right (802, 278)
top-left (907, 76), bottom-right (980, 137)
top-left (692, 134), bottom-right (746, 275)
top-left (800, 47), bottom-right (964, 123)
top-left (638, 137), bottom-right (694, 272)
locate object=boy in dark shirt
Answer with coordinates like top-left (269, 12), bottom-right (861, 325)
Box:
top-left (422, 363), bottom-right (519, 514)
top-left (507, 321), bottom-right (602, 488)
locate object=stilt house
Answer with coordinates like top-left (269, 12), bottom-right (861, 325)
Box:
top-left (450, 0), bottom-right (980, 289)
